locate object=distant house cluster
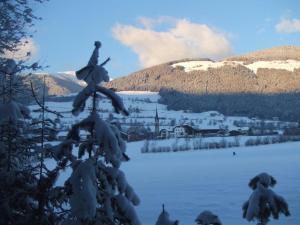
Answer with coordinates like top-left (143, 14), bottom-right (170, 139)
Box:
top-left (155, 110), bottom-right (239, 139)
top-left (159, 125), bottom-right (227, 139)
top-left (153, 110), bottom-right (292, 140)
top-left (54, 106), bottom-right (300, 143)
top-left (124, 109), bottom-right (300, 142)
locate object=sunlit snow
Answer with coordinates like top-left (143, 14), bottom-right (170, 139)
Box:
top-left (172, 59), bottom-right (300, 73)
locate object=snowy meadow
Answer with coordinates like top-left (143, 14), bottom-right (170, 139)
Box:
top-left (40, 91), bottom-right (300, 225)
top-left (122, 141), bottom-right (300, 225)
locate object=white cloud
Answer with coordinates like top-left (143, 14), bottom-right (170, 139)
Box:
top-left (112, 17), bottom-right (232, 67)
top-left (275, 18), bottom-right (300, 33)
top-left (137, 16), bottom-right (177, 29)
top-left (2, 38), bottom-right (38, 60)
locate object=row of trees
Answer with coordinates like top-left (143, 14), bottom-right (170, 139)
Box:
top-left (141, 138), bottom-right (241, 154)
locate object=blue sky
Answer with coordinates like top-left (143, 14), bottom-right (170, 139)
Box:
top-left (32, 0), bottom-right (300, 78)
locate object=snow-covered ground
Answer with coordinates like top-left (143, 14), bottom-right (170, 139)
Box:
top-left (172, 59), bottom-right (300, 73)
top-left (50, 140), bottom-right (300, 225)
top-left (123, 141), bottom-right (300, 225)
top-left (37, 91), bottom-right (300, 224)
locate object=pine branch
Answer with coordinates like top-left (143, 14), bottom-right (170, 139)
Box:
top-left (30, 81), bottom-right (63, 118)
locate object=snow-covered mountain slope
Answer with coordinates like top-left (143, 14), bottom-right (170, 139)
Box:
top-left (172, 59), bottom-right (300, 73)
top-left (53, 71), bottom-right (86, 87)
top-left (23, 72), bottom-right (86, 98)
top-left (106, 45), bottom-right (300, 94)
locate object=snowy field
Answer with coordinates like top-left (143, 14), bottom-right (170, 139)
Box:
top-left (121, 141), bottom-right (300, 225)
top-left (172, 59), bottom-right (300, 73)
top-left (38, 91), bottom-right (300, 224)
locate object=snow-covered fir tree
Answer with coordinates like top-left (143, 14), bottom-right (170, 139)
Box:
top-left (155, 204), bottom-right (179, 225)
top-left (0, 59), bottom-right (49, 224)
top-left (51, 41), bottom-right (141, 225)
top-left (242, 172), bottom-right (290, 225)
top-left (195, 210), bottom-right (222, 225)
top-left (0, 1), bottom-right (63, 222)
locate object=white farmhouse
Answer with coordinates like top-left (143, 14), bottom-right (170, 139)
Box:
top-left (173, 126), bottom-right (188, 138)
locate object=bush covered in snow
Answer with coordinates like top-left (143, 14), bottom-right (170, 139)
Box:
top-left (155, 205), bottom-right (179, 225)
top-left (195, 210), bottom-right (222, 225)
top-left (242, 173), bottom-right (290, 225)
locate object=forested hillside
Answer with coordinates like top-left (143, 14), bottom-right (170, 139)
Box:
top-left (159, 89), bottom-right (300, 121)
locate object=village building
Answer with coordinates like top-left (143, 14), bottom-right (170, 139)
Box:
top-left (159, 129), bottom-right (169, 139)
top-left (159, 124), bottom-right (227, 139)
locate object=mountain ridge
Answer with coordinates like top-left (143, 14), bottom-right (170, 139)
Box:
top-left (21, 72), bottom-right (84, 101)
top-left (226, 45), bottom-right (300, 62)
top-left (106, 45), bottom-right (300, 94)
